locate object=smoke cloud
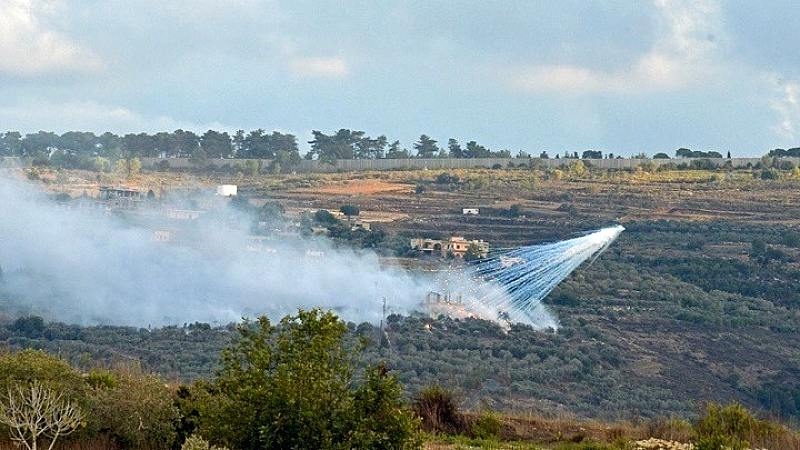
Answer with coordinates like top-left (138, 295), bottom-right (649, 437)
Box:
top-left (0, 172), bottom-right (433, 327)
top-left (0, 172), bottom-right (614, 330)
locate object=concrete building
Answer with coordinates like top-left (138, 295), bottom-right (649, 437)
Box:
top-left (410, 236), bottom-right (489, 258)
top-left (98, 187), bottom-right (143, 210)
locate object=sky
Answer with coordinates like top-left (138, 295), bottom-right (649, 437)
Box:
top-left (1, 0), bottom-right (799, 157)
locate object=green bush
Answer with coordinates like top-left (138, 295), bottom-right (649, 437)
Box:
top-left (0, 349), bottom-right (85, 399)
top-left (84, 366), bottom-right (178, 449)
top-left (470, 412), bottom-right (503, 439)
top-left (189, 309), bottom-right (421, 450)
top-left (85, 370), bottom-right (118, 389)
top-left (181, 434), bottom-right (229, 450)
top-left (694, 403), bottom-right (759, 450)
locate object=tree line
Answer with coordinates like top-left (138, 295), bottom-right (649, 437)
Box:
top-left (3, 129), bottom-right (794, 167)
top-left (0, 129), bottom-right (516, 163)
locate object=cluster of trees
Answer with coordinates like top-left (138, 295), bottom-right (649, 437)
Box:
top-left (0, 129), bottom-right (301, 161)
top-left (0, 310), bottom-right (421, 450)
top-left (767, 147), bottom-right (800, 158)
top-left (675, 148), bottom-right (726, 159)
top-left (0, 129), bottom-right (514, 165)
top-left (306, 132), bottom-right (515, 162)
top-left (9, 129), bottom-right (800, 177)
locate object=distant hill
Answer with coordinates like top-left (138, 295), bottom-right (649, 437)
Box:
top-left (1, 166), bottom-right (799, 421)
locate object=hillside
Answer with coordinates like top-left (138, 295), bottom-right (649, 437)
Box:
top-left (1, 165), bottom-right (799, 422)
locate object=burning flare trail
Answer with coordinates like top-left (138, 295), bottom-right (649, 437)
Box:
top-left (429, 226), bottom-right (624, 329)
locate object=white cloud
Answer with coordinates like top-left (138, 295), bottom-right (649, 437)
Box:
top-left (770, 78), bottom-right (800, 142)
top-left (289, 56), bottom-right (349, 79)
top-left (508, 0), bottom-right (723, 94)
top-left (0, 99), bottom-right (227, 134)
top-left (0, 0), bottom-right (103, 76)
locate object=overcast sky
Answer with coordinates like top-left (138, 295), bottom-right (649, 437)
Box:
top-left (1, 0), bottom-right (799, 157)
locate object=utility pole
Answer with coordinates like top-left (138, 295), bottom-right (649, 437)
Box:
top-left (380, 297), bottom-right (386, 331)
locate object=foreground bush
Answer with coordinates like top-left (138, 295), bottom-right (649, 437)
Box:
top-left (181, 434), bottom-right (229, 450)
top-left (0, 379), bottom-right (83, 450)
top-left (412, 386), bottom-right (465, 434)
top-left (694, 402), bottom-right (799, 450)
top-left (84, 366), bottom-right (178, 448)
top-left (184, 309), bottom-right (421, 450)
top-left (0, 350), bottom-right (178, 449)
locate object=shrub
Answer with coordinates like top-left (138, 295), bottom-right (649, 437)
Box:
top-left (645, 417), bottom-right (693, 442)
top-left (84, 366), bottom-right (178, 449)
top-left (85, 370), bottom-right (117, 389)
top-left (181, 434), bottom-right (229, 450)
top-left (470, 412), bottom-right (503, 439)
top-left (314, 209), bottom-right (339, 225)
top-left (694, 403), bottom-right (762, 450)
top-left (348, 365), bottom-right (422, 449)
top-left (435, 173), bottom-right (459, 184)
top-left (412, 386), bottom-right (464, 434)
top-left (191, 310), bottom-right (421, 450)
top-left (782, 230), bottom-right (800, 248)
top-left (760, 170), bottom-right (778, 180)
top-left (340, 204), bottom-right (360, 217)
top-left (0, 349), bottom-right (84, 398)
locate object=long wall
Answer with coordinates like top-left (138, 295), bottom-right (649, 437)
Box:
top-left (140, 156), bottom-right (791, 172)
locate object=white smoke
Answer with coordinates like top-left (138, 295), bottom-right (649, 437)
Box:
top-left (0, 171), bottom-right (620, 330)
top-left (427, 226), bottom-right (624, 330)
top-left (0, 171), bottom-right (432, 326)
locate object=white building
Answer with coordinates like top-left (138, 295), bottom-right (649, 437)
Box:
top-left (216, 185), bottom-right (237, 196)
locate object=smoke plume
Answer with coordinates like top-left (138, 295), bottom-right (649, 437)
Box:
top-left (0, 172), bottom-right (431, 326)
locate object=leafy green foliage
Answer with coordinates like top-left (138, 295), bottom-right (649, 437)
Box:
top-left (693, 402), bottom-right (779, 450)
top-left (314, 209), bottom-right (339, 225)
top-left (181, 434), bottom-right (229, 450)
top-left (84, 365), bottom-right (178, 448)
top-left (191, 309), bottom-right (420, 450)
top-left (470, 412), bottom-right (503, 439)
top-left (0, 350), bottom-right (84, 399)
top-left (340, 204), bottom-right (360, 217)
top-left (348, 364), bottom-right (422, 449)
top-left (412, 386), bottom-right (464, 434)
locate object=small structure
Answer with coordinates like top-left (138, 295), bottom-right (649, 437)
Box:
top-left (98, 186), bottom-right (143, 210)
top-left (154, 230), bottom-right (172, 242)
top-left (305, 250), bottom-right (324, 258)
top-left (216, 185), bottom-right (237, 196)
top-left (410, 237), bottom-right (489, 258)
top-left (247, 236), bottom-right (278, 253)
top-left (167, 209), bottom-right (203, 220)
top-left (462, 208), bottom-right (479, 215)
top-left (99, 187), bottom-right (143, 200)
top-left (348, 219), bottom-right (371, 231)
top-left (422, 291), bottom-right (476, 320)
